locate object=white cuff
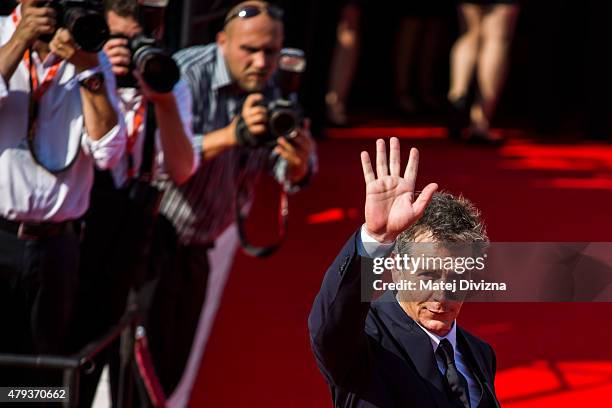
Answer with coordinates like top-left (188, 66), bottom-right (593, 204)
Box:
top-left (357, 224), bottom-right (395, 259)
top-left (0, 74), bottom-right (9, 107)
top-left (76, 65), bottom-right (103, 82)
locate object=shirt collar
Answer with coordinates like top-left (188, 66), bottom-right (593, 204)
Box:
top-left (415, 319), bottom-right (458, 355)
top-left (211, 45), bottom-right (233, 91)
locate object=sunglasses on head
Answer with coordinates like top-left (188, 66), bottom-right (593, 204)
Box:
top-left (224, 5), bottom-right (284, 26)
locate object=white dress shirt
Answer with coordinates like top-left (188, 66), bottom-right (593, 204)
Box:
top-left (0, 7), bottom-right (126, 222)
top-left (110, 79), bottom-right (199, 189)
top-left (357, 225), bottom-right (481, 407)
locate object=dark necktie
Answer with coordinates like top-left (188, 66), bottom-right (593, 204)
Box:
top-left (436, 338), bottom-right (471, 408)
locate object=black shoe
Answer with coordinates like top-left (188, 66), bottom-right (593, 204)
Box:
top-left (447, 95), bottom-right (469, 140)
top-left (467, 129), bottom-right (505, 147)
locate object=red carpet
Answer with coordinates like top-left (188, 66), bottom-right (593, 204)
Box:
top-left (189, 130), bottom-right (612, 407)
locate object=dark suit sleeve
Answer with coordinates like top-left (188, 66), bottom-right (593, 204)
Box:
top-left (308, 229), bottom-right (373, 387)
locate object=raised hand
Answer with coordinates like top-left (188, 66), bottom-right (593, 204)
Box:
top-left (361, 138), bottom-right (438, 243)
top-left (103, 37), bottom-right (131, 76)
top-left (50, 28), bottom-right (99, 72)
top-left (13, 0), bottom-right (56, 46)
top-left (241, 93), bottom-right (268, 137)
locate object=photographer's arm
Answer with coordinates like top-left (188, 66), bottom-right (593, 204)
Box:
top-left (201, 119), bottom-right (239, 161)
top-left (0, 37), bottom-right (28, 94)
top-left (149, 79), bottom-right (198, 185)
top-left (50, 29), bottom-right (118, 141)
top-left (0, 1), bottom-right (56, 107)
top-left (202, 93), bottom-right (268, 161)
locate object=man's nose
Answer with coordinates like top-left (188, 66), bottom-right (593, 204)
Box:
top-left (252, 51), bottom-right (267, 69)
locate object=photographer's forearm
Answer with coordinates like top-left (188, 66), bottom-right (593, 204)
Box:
top-left (80, 86), bottom-right (118, 141)
top-left (155, 97), bottom-right (196, 185)
top-left (202, 120), bottom-right (238, 161)
top-left (0, 37), bottom-right (28, 90)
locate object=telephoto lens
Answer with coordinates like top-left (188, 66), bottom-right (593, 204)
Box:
top-left (40, 1), bottom-right (109, 53)
top-left (130, 34), bottom-right (179, 93)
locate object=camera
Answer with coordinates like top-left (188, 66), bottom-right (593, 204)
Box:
top-left (112, 34), bottom-right (180, 93)
top-left (39, 0), bottom-right (109, 53)
top-left (265, 48), bottom-right (306, 145)
top-left (237, 48), bottom-right (306, 148)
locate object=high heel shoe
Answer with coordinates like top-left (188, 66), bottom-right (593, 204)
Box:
top-left (447, 95), bottom-right (469, 140)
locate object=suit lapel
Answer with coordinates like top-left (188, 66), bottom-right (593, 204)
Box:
top-left (373, 293), bottom-right (448, 407)
top-left (457, 329), bottom-right (500, 408)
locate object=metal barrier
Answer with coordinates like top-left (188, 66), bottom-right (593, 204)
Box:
top-left (0, 309), bottom-right (140, 408)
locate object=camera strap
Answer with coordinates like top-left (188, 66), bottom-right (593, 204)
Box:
top-left (25, 47), bottom-right (79, 174)
top-left (236, 175), bottom-right (289, 258)
top-left (139, 101), bottom-right (157, 181)
top-left (126, 100), bottom-right (148, 179)
top-left (14, 9), bottom-right (80, 173)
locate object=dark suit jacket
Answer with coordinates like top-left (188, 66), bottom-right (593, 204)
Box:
top-left (308, 231), bottom-right (501, 408)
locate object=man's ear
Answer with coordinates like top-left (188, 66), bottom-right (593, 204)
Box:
top-left (217, 30), bottom-right (227, 52)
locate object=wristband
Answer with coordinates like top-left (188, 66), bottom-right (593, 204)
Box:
top-left (235, 115), bottom-right (259, 147)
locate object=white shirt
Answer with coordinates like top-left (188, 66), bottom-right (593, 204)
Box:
top-left (111, 79), bottom-right (199, 188)
top-left (0, 7), bottom-right (126, 222)
top-left (358, 225), bottom-right (481, 408)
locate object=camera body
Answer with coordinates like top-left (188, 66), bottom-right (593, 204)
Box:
top-left (113, 34), bottom-right (180, 93)
top-left (258, 97), bottom-right (303, 147)
top-left (242, 48), bottom-right (307, 148)
top-left (40, 0), bottom-right (109, 53)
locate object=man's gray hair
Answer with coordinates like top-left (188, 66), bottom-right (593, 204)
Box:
top-left (395, 191), bottom-right (488, 254)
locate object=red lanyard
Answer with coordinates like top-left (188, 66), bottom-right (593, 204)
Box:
top-left (127, 101), bottom-right (147, 179)
top-left (11, 9), bottom-right (62, 102)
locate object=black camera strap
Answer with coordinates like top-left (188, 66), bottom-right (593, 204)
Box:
top-left (235, 174), bottom-right (289, 258)
top-left (139, 101), bottom-right (157, 181)
top-left (25, 47), bottom-right (80, 174)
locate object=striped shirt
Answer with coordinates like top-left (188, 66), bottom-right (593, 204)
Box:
top-left (159, 43), bottom-right (308, 246)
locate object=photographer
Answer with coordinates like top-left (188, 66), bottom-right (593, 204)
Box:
top-left (146, 0), bottom-right (317, 398)
top-left (68, 0), bottom-right (199, 405)
top-left (0, 0), bottom-right (125, 386)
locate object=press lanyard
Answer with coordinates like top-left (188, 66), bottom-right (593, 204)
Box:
top-left (12, 8), bottom-right (79, 174)
top-left (12, 9), bottom-right (62, 101)
top-left (127, 101), bottom-right (147, 179)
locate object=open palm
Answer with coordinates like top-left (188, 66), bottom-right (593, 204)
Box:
top-left (361, 138), bottom-right (438, 243)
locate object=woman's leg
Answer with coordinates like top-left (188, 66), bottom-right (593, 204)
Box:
top-left (470, 3), bottom-right (520, 135)
top-left (448, 3), bottom-right (483, 102)
top-left (326, 4), bottom-right (362, 125)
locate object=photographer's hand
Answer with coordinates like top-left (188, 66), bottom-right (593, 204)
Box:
top-left (274, 118), bottom-right (316, 184)
top-left (14, 0), bottom-right (56, 45)
top-left (361, 138), bottom-right (438, 243)
top-left (103, 37), bottom-right (131, 76)
top-left (241, 93), bottom-right (268, 137)
top-left (50, 28), bottom-right (99, 72)
top-left (0, 0), bottom-right (55, 84)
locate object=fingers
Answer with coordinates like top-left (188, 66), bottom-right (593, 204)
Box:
top-left (389, 136), bottom-right (400, 177)
top-left (244, 113), bottom-right (267, 130)
top-left (412, 182), bottom-right (438, 218)
top-left (103, 38), bottom-right (131, 71)
top-left (274, 138), bottom-right (298, 161)
top-left (242, 96), bottom-right (267, 135)
top-left (243, 93), bottom-right (264, 110)
top-left (133, 70), bottom-right (152, 97)
top-left (403, 147), bottom-right (419, 192)
top-left (376, 139), bottom-right (388, 178)
top-left (361, 151), bottom-right (375, 184)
